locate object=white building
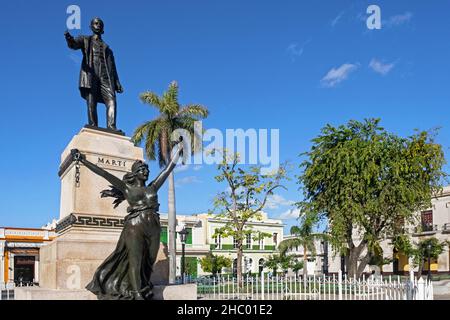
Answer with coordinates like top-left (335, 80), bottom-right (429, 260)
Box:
top-left (157, 212), bottom-right (284, 277)
top-left (282, 234), bottom-right (328, 276)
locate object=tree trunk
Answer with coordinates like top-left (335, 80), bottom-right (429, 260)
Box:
top-left (168, 171), bottom-right (177, 284)
top-left (303, 245), bottom-right (308, 277)
top-left (346, 254), bottom-right (357, 277)
top-left (237, 242), bottom-right (243, 285)
top-left (356, 252), bottom-right (372, 278)
top-left (346, 241), bottom-right (368, 278)
top-left (418, 260), bottom-right (424, 278)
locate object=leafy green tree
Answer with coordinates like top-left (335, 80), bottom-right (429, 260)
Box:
top-left (211, 150), bottom-right (288, 283)
top-left (299, 119), bottom-right (446, 277)
top-left (278, 254), bottom-right (293, 274)
top-left (393, 235), bottom-right (446, 277)
top-left (264, 255), bottom-right (280, 275)
top-left (291, 259), bottom-right (304, 277)
top-left (278, 212), bottom-right (325, 276)
top-left (199, 253), bottom-right (232, 276)
top-left (132, 81), bottom-right (209, 283)
top-left (414, 238), bottom-right (446, 278)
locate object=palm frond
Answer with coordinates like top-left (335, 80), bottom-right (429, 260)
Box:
top-left (131, 120), bottom-right (153, 146)
top-left (159, 81), bottom-right (180, 116)
top-left (176, 104), bottom-right (209, 119)
top-left (140, 92), bottom-right (164, 111)
top-left (278, 238), bottom-right (302, 256)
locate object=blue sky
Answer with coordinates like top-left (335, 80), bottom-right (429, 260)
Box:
top-left (0, 1), bottom-right (449, 234)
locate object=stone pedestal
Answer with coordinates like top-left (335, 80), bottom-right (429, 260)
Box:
top-left (15, 284), bottom-right (197, 300)
top-left (37, 127), bottom-right (174, 298)
top-left (59, 127), bottom-right (144, 219)
top-left (39, 228), bottom-right (169, 290)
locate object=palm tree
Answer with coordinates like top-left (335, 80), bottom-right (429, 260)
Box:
top-left (132, 81), bottom-right (209, 283)
top-left (278, 213), bottom-right (323, 277)
top-left (264, 254), bottom-right (280, 276)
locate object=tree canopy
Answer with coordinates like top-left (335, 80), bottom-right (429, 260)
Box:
top-left (210, 150), bottom-right (288, 281)
top-left (299, 118), bottom-right (446, 277)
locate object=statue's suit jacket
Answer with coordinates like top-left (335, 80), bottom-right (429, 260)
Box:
top-left (66, 35), bottom-right (121, 104)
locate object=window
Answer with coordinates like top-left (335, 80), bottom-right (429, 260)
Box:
top-left (186, 228), bottom-right (193, 245)
top-left (273, 233), bottom-right (278, 246)
top-left (246, 234), bottom-right (251, 249)
top-left (421, 210), bottom-right (433, 232)
top-left (160, 227), bottom-right (168, 244)
top-left (214, 235), bottom-right (222, 249)
top-left (259, 238), bottom-right (264, 250)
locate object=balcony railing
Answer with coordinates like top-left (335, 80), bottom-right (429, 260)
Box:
top-left (210, 244), bottom-right (276, 251)
top-left (413, 224), bottom-right (438, 235)
top-left (443, 223), bottom-right (450, 233)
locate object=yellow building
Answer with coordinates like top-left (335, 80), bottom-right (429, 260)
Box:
top-left (0, 227), bottom-right (56, 285)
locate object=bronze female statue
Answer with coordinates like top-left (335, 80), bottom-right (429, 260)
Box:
top-left (70, 138), bottom-right (183, 300)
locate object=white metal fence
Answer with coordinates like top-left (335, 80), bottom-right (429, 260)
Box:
top-left (196, 271), bottom-right (433, 301)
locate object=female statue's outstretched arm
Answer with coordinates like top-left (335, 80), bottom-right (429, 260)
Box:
top-left (71, 149), bottom-right (127, 193)
top-left (150, 141), bottom-right (184, 191)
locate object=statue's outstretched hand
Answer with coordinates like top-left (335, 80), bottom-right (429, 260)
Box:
top-left (116, 84), bottom-right (124, 94)
top-left (64, 30), bottom-right (73, 40)
top-left (70, 149), bottom-right (84, 162)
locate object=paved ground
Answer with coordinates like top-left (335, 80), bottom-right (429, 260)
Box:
top-left (433, 280), bottom-right (450, 298)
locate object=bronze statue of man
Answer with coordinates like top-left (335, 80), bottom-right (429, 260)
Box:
top-left (65, 17), bottom-right (123, 132)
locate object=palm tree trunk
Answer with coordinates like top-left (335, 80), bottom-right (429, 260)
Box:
top-left (303, 245), bottom-right (308, 277)
top-left (168, 170), bottom-right (177, 284)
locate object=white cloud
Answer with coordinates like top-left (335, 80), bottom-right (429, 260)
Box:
top-left (264, 194), bottom-right (295, 210)
top-left (321, 63), bottom-right (359, 88)
top-left (175, 176), bottom-right (201, 187)
top-left (369, 59), bottom-right (396, 76)
top-left (174, 165), bottom-right (189, 173)
top-left (331, 11), bottom-right (345, 27)
top-left (286, 40), bottom-right (310, 62)
top-left (279, 208), bottom-right (301, 220)
top-left (384, 12), bottom-right (413, 28)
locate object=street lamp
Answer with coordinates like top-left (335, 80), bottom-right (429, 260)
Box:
top-left (178, 227), bottom-right (189, 284)
top-left (427, 243), bottom-right (432, 282)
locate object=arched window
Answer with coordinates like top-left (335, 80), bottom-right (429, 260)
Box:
top-left (247, 258), bottom-right (253, 274)
top-left (258, 258), bottom-right (265, 275)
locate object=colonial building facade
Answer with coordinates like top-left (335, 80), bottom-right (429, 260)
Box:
top-left (160, 212), bottom-right (284, 277)
top-left (0, 227), bottom-right (57, 285)
top-left (287, 186), bottom-right (450, 276)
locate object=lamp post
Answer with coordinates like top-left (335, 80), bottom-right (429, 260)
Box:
top-left (427, 243), bottom-right (432, 282)
top-left (178, 227), bottom-right (189, 284)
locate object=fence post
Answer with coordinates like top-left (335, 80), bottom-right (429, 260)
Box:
top-left (417, 278), bottom-right (425, 300)
top-left (338, 270), bottom-right (343, 300)
top-left (428, 279), bottom-right (434, 300)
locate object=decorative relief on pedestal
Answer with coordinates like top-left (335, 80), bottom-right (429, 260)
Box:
top-left (56, 213), bottom-right (125, 233)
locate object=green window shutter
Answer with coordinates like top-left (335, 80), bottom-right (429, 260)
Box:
top-left (187, 228), bottom-right (193, 245)
top-left (160, 227), bottom-right (168, 244)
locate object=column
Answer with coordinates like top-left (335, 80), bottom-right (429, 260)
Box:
top-left (0, 245), bottom-right (3, 283)
top-left (34, 256), bottom-right (39, 283)
top-left (9, 253), bottom-right (14, 283)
